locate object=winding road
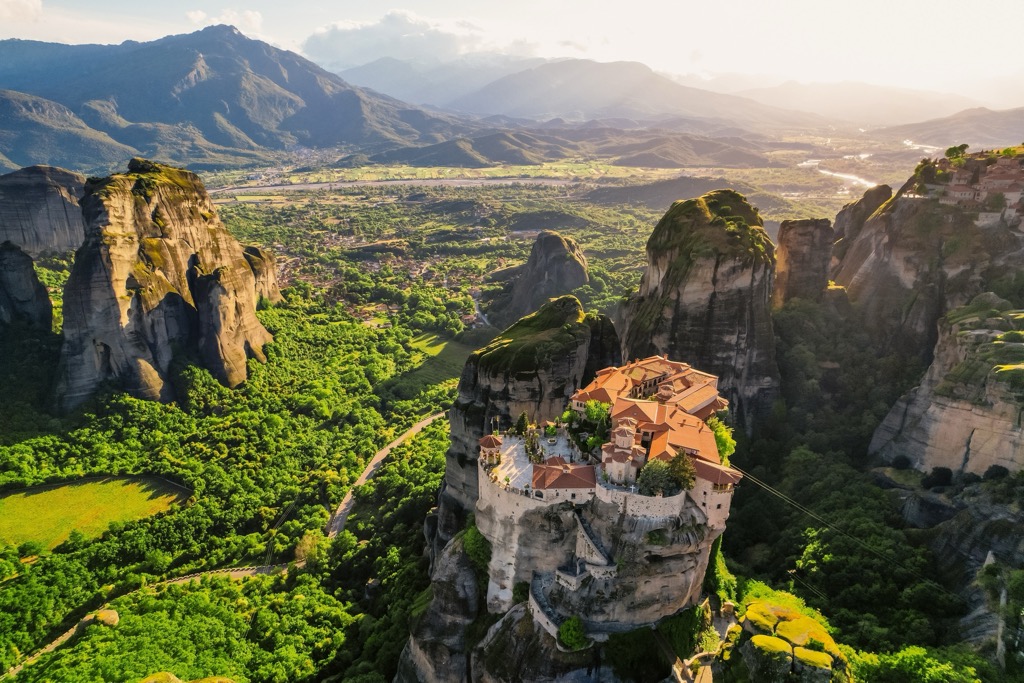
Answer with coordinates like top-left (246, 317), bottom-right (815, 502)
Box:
top-left (2, 411), bottom-right (447, 680)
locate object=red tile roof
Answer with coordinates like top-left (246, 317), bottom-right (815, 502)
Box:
top-left (532, 457), bottom-right (597, 490)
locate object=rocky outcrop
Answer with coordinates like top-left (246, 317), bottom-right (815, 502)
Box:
top-left (242, 246), bottom-right (284, 305)
top-left (772, 218), bottom-right (833, 308)
top-left (470, 604), bottom-right (619, 683)
top-left (0, 165), bottom-right (86, 256)
top-left (442, 296), bottom-right (620, 525)
top-left (54, 159), bottom-right (279, 412)
top-left (871, 293), bottom-right (1024, 475)
top-left (490, 231), bottom-right (589, 327)
top-left (0, 241), bottom-right (52, 330)
top-left (395, 537), bottom-right (481, 683)
top-left (619, 189), bottom-right (779, 431)
top-left (830, 184), bottom-right (891, 269)
top-left (832, 182), bottom-right (1024, 357)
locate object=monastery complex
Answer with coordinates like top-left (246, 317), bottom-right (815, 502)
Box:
top-left (472, 356), bottom-right (744, 642)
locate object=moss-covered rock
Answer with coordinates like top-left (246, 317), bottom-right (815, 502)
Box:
top-left (742, 634), bottom-right (794, 682)
top-left (621, 189), bottom-right (779, 432)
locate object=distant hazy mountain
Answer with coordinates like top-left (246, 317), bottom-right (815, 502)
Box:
top-left (876, 107), bottom-right (1024, 148)
top-left (340, 55), bottom-right (548, 107)
top-left (446, 59), bottom-right (829, 133)
top-left (735, 81), bottom-right (980, 126)
top-left (0, 26), bottom-right (469, 170)
top-left (0, 90), bottom-right (135, 172)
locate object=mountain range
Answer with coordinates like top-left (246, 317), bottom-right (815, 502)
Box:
top-left (2, 25), bottom-right (1021, 174)
top-left (0, 25), bottom-right (469, 172)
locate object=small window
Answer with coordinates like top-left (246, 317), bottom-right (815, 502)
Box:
top-left (571, 493), bottom-right (576, 500)
top-left (716, 504), bottom-right (722, 509)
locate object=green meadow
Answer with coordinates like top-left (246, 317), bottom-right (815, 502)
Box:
top-left (0, 477), bottom-right (190, 550)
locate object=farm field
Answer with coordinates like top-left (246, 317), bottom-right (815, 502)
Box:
top-left (0, 477), bottom-right (190, 550)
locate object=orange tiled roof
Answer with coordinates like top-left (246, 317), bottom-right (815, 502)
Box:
top-left (692, 458), bottom-right (742, 486)
top-left (532, 457), bottom-right (597, 489)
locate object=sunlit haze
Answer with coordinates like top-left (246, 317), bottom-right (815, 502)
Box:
top-left (2, 0), bottom-right (1023, 105)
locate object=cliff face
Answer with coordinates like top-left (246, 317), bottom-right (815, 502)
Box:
top-left (0, 165), bottom-right (86, 257)
top-left (443, 296), bottom-right (620, 524)
top-left (772, 218), bottom-right (833, 308)
top-left (871, 293), bottom-right (1024, 475)
top-left (832, 183), bottom-right (1024, 356)
top-left (395, 537), bottom-right (481, 683)
top-left (54, 158), bottom-right (279, 412)
top-left (619, 189), bottom-right (779, 431)
top-left (830, 184), bottom-right (891, 269)
top-left (490, 230), bottom-right (589, 327)
top-left (0, 241), bottom-right (52, 330)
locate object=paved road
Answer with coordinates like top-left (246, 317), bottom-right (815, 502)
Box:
top-left (209, 177), bottom-right (577, 195)
top-left (327, 412), bottom-right (445, 538)
top-left (3, 412), bottom-right (446, 680)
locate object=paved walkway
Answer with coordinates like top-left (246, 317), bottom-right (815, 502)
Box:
top-left (327, 412), bottom-right (444, 538)
top-left (3, 412), bottom-right (446, 680)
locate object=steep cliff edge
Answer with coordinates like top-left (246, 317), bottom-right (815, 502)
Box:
top-left (772, 218), bottom-right (833, 307)
top-left (832, 182), bottom-right (1024, 356)
top-left (871, 293), bottom-right (1024, 475)
top-left (619, 189), bottom-right (779, 431)
top-left (488, 230), bottom-right (589, 328)
top-left (0, 241), bottom-right (52, 330)
top-left (0, 165), bottom-right (85, 256)
top-left (54, 158), bottom-right (280, 411)
top-left (443, 295), bottom-right (620, 524)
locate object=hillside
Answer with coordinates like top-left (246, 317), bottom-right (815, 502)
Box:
top-left (0, 90), bottom-right (135, 171)
top-left (447, 59), bottom-right (830, 133)
top-left (737, 80), bottom-right (980, 126)
top-left (876, 106), bottom-right (1024, 148)
top-left (0, 26), bottom-right (470, 170)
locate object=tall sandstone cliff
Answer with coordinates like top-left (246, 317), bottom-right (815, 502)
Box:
top-left (54, 158), bottom-right (280, 412)
top-left (489, 230), bottom-right (589, 327)
top-left (0, 241), bottom-right (52, 330)
top-left (871, 293), bottom-right (1024, 475)
top-left (619, 189), bottom-right (779, 431)
top-left (833, 182), bottom-right (1024, 357)
top-left (772, 218), bottom-right (833, 308)
top-left (441, 296), bottom-right (620, 529)
top-left (0, 165), bottom-right (86, 256)
top-left (401, 297), bottom-right (620, 683)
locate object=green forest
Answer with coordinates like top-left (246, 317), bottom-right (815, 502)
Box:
top-left (0, 178), bottom-right (1012, 682)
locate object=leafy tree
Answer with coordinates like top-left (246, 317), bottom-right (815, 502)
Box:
top-left (847, 645), bottom-right (982, 683)
top-left (637, 460), bottom-right (676, 496)
top-left (583, 400), bottom-right (610, 426)
top-left (708, 416), bottom-right (736, 465)
top-left (668, 453), bottom-right (696, 490)
top-left (945, 143), bottom-right (969, 160)
top-left (558, 615), bottom-right (587, 650)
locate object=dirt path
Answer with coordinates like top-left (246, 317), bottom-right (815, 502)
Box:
top-left (327, 412), bottom-right (445, 538)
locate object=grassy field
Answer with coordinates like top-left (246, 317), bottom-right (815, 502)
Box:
top-left (0, 477), bottom-right (190, 550)
top-left (378, 332), bottom-right (484, 403)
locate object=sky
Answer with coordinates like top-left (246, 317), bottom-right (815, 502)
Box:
top-left (1, 0), bottom-right (1022, 102)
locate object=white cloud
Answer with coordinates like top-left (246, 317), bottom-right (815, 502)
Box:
top-left (0, 0), bottom-right (42, 22)
top-left (186, 8), bottom-right (263, 34)
top-left (302, 10), bottom-right (493, 71)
